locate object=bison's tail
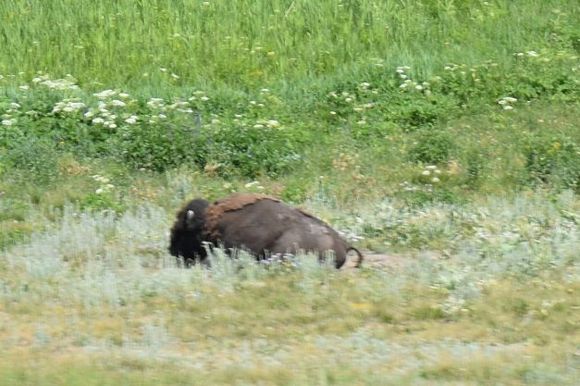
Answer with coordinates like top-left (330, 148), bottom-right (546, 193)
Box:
top-left (347, 247), bottom-right (364, 268)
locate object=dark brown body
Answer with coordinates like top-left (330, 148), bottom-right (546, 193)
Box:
top-left (169, 193), bottom-right (363, 269)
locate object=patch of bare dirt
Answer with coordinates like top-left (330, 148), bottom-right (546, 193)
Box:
top-left (343, 251), bottom-right (441, 270)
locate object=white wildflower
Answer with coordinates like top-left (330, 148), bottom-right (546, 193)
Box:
top-left (93, 89), bottom-right (116, 99)
top-left (125, 115), bottom-right (138, 124)
top-left (422, 170), bottom-right (431, 176)
top-left (70, 102), bottom-right (85, 110)
top-left (426, 165), bottom-right (437, 170)
top-left (200, 96), bottom-right (209, 101)
top-left (432, 177), bottom-right (440, 183)
top-left (110, 99), bottom-right (126, 107)
top-left (1, 119), bottom-right (15, 126)
top-left (19, 85), bottom-right (29, 91)
top-left (266, 119), bottom-right (280, 128)
top-left (503, 105), bottom-right (514, 111)
top-left (55, 100), bottom-right (86, 113)
top-left (39, 78), bottom-right (78, 90)
top-left (10, 102), bottom-right (21, 109)
top-left (92, 117), bottom-right (105, 125)
top-left (147, 98), bottom-right (165, 109)
top-left (526, 51), bottom-right (539, 57)
top-left (119, 92), bottom-right (130, 99)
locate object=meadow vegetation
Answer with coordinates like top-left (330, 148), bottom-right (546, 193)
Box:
top-left (0, 0), bottom-right (579, 384)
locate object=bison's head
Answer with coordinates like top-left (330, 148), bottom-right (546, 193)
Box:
top-left (169, 198), bottom-right (210, 266)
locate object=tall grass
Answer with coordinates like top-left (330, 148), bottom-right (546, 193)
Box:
top-left (1, 0), bottom-right (576, 92)
top-left (0, 192), bottom-right (578, 385)
top-left (1, 2), bottom-right (578, 384)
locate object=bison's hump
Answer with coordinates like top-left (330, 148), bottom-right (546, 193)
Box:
top-left (204, 193), bottom-right (280, 239)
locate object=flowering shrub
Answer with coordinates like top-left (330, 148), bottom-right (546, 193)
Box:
top-left (0, 45), bottom-right (577, 189)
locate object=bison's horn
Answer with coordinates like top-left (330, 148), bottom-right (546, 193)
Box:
top-left (186, 209), bottom-right (195, 221)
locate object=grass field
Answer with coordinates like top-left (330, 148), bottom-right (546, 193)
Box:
top-left (0, 1), bottom-right (579, 384)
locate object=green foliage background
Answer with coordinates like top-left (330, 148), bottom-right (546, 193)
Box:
top-left (0, 2), bottom-right (579, 384)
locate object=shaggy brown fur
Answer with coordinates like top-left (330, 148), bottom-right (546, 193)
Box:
top-left (204, 193), bottom-right (280, 239)
top-left (169, 193), bottom-right (363, 268)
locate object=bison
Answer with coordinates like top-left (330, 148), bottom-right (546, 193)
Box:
top-left (169, 193), bottom-right (363, 269)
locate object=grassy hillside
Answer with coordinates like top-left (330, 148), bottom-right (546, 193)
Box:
top-left (1, 0), bottom-right (577, 88)
top-left (0, 1), bottom-right (579, 384)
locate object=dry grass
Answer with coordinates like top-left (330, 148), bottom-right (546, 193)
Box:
top-left (0, 192), bottom-right (578, 385)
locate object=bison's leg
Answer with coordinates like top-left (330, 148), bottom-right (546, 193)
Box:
top-left (268, 232), bottom-right (347, 269)
top-left (330, 248), bottom-right (347, 269)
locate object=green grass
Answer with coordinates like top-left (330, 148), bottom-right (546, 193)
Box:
top-left (0, 1), bottom-right (579, 384)
top-left (0, 185), bottom-right (578, 385)
top-left (1, 0), bottom-right (577, 91)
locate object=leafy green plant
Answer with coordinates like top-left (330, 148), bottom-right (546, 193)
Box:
top-left (524, 134), bottom-right (580, 192)
top-left (393, 97), bottom-right (452, 132)
top-left (1, 137), bottom-right (59, 183)
top-left (409, 129), bottom-right (456, 165)
top-left (200, 123), bottom-right (309, 178)
top-left (116, 121), bottom-right (199, 172)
